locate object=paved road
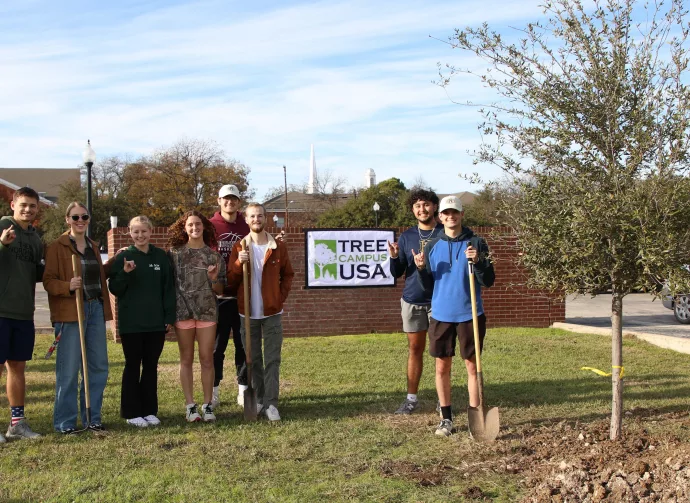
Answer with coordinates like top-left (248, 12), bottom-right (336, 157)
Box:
top-left (565, 293), bottom-right (690, 340)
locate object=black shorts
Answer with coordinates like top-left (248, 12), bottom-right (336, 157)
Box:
top-left (428, 314), bottom-right (486, 359)
top-left (0, 317), bottom-right (35, 363)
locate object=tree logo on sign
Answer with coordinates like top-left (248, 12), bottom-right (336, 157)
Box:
top-left (314, 240), bottom-right (337, 280)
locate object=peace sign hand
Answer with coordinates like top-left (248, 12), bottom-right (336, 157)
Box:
top-left (0, 225), bottom-right (16, 246)
top-left (412, 249), bottom-right (425, 270)
top-left (123, 259), bottom-right (136, 273)
top-left (387, 240), bottom-right (399, 259)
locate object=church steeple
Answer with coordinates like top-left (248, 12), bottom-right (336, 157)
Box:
top-left (307, 144), bottom-right (317, 194)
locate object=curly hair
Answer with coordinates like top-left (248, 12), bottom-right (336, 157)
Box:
top-left (167, 210), bottom-right (218, 248)
top-left (407, 188), bottom-right (439, 211)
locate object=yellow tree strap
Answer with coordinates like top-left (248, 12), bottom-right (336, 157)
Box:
top-left (581, 366), bottom-right (625, 378)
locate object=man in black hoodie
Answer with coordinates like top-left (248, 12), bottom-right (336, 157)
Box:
top-left (0, 187), bottom-right (44, 442)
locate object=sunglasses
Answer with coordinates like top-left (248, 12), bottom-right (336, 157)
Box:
top-left (70, 214), bottom-right (90, 221)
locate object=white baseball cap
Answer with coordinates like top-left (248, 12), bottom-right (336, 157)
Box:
top-left (218, 184), bottom-right (240, 198)
top-left (439, 195), bottom-right (463, 213)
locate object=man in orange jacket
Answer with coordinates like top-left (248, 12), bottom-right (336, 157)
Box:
top-left (227, 203), bottom-right (294, 421)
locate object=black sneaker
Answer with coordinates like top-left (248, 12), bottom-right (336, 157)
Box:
top-left (89, 423), bottom-right (106, 431)
top-left (60, 428), bottom-right (77, 435)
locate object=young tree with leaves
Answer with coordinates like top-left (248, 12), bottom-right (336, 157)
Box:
top-left (442, 0), bottom-right (690, 439)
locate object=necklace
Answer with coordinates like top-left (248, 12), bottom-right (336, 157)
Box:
top-left (418, 226), bottom-right (435, 240)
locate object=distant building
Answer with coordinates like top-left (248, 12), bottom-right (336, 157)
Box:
top-left (364, 169), bottom-right (376, 188)
top-left (0, 177), bottom-right (56, 215)
top-left (0, 168), bottom-right (81, 203)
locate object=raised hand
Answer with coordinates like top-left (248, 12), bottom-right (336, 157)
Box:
top-left (387, 240), bottom-right (399, 259)
top-left (0, 225), bottom-right (16, 246)
top-left (123, 258), bottom-right (136, 273)
top-left (69, 276), bottom-right (83, 291)
top-left (207, 263), bottom-right (219, 281)
top-left (412, 248), bottom-right (425, 269)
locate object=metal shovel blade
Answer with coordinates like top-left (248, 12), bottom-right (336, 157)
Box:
top-left (468, 405), bottom-right (500, 443)
top-left (243, 383), bottom-right (258, 422)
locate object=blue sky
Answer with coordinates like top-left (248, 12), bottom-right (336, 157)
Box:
top-left (0, 0), bottom-right (546, 200)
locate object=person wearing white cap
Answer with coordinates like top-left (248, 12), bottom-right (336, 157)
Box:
top-left (414, 195), bottom-right (495, 437)
top-left (209, 184), bottom-right (250, 408)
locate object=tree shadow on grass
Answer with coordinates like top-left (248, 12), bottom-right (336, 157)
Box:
top-left (281, 373), bottom-right (689, 423)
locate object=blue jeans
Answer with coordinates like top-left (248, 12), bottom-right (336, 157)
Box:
top-left (53, 300), bottom-right (109, 431)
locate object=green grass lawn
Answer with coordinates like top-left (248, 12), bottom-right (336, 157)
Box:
top-left (0, 328), bottom-right (688, 502)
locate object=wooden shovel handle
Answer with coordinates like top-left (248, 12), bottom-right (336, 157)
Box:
top-left (71, 254), bottom-right (91, 408)
top-left (241, 240), bottom-right (252, 366)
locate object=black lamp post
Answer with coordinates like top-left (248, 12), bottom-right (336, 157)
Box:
top-left (82, 140), bottom-right (96, 238)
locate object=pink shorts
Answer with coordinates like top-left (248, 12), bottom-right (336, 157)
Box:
top-left (175, 320), bottom-right (216, 330)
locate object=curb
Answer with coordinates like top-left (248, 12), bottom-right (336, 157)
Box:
top-left (552, 322), bottom-right (690, 355)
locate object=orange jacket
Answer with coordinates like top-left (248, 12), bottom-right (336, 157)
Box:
top-left (227, 232), bottom-right (294, 317)
top-left (43, 232), bottom-right (114, 323)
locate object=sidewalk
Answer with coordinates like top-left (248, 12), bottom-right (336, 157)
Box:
top-left (554, 293), bottom-right (690, 354)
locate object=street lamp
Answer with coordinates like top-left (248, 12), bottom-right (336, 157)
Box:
top-left (373, 201), bottom-right (380, 227)
top-left (82, 140), bottom-right (96, 238)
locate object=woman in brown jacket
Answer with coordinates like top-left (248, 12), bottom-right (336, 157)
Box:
top-left (44, 202), bottom-right (112, 433)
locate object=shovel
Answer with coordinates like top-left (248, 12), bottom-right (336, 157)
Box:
top-left (71, 254), bottom-right (93, 432)
top-left (467, 259), bottom-right (500, 442)
top-left (241, 240), bottom-right (258, 421)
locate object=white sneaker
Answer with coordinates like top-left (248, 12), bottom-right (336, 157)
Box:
top-left (211, 387), bottom-right (220, 408)
top-left (186, 404), bottom-right (201, 422)
top-left (264, 405), bottom-right (281, 422)
top-left (126, 417), bottom-right (149, 428)
top-left (201, 403), bottom-right (216, 423)
top-left (143, 415), bottom-right (161, 426)
top-left (237, 384), bottom-right (248, 406)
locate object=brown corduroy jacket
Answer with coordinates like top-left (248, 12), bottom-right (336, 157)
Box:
top-left (227, 232), bottom-right (294, 318)
top-left (43, 232), bottom-right (113, 323)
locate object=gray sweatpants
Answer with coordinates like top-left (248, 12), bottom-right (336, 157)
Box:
top-left (240, 315), bottom-right (283, 407)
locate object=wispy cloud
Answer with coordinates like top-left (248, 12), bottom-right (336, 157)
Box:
top-left (0, 0), bottom-right (546, 198)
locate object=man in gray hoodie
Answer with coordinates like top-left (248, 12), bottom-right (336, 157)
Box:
top-left (0, 187), bottom-right (44, 442)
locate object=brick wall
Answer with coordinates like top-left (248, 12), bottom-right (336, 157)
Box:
top-left (107, 226), bottom-right (564, 340)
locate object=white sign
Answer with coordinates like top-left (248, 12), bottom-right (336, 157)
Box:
top-left (305, 229), bottom-right (396, 288)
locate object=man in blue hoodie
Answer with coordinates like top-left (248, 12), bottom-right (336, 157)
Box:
top-left (415, 195), bottom-right (495, 437)
top-left (388, 188), bottom-right (443, 415)
top-left (0, 187), bottom-right (44, 442)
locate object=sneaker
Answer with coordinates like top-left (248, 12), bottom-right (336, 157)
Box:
top-left (435, 419), bottom-right (453, 437)
top-left (6, 419), bottom-right (41, 440)
top-left (201, 403), bottom-right (216, 422)
top-left (264, 405), bottom-right (281, 422)
top-left (143, 415), bottom-right (161, 426)
top-left (89, 423), bottom-right (106, 431)
top-left (394, 399), bottom-right (419, 415)
top-left (211, 387), bottom-right (220, 408)
top-left (237, 384), bottom-right (248, 406)
top-left (186, 404), bottom-right (201, 422)
top-left (60, 427), bottom-right (77, 435)
top-left (126, 417), bottom-right (149, 428)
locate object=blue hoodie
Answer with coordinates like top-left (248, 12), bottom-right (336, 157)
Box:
top-left (389, 224), bottom-right (444, 305)
top-left (417, 227), bottom-right (494, 323)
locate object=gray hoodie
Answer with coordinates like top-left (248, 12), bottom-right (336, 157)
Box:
top-left (0, 216), bottom-right (44, 320)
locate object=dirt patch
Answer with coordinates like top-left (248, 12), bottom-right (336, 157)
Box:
top-left (379, 460), bottom-right (450, 487)
top-left (497, 409), bottom-right (690, 502)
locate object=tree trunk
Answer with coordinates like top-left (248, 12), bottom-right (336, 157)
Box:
top-left (610, 292), bottom-right (624, 440)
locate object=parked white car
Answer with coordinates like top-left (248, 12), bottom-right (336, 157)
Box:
top-left (661, 265), bottom-right (690, 324)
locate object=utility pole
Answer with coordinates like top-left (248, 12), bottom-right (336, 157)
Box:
top-left (283, 165), bottom-right (289, 228)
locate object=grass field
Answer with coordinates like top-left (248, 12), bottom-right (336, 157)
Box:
top-left (0, 328), bottom-right (688, 502)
